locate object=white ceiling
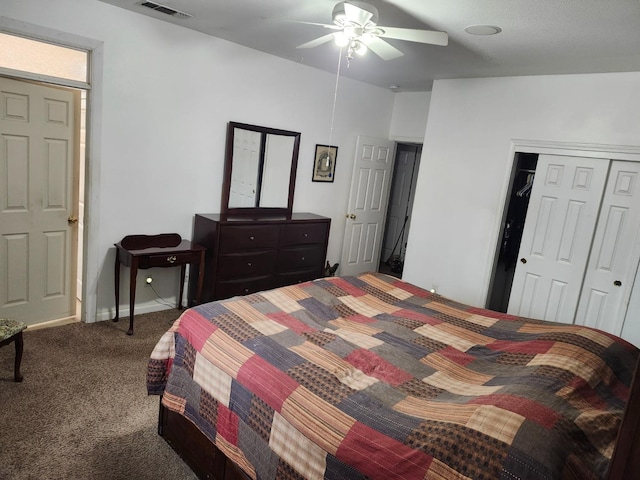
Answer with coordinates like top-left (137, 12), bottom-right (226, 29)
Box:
top-left (98, 0), bottom-right (640, 91)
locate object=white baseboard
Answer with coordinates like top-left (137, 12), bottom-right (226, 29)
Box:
top-left (27, 316), bottom-right (80, 331)
top-left (93, 301), bottom-right (178, 323)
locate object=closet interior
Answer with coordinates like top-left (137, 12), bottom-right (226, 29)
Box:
top-left (488, 152), bottom-right (538, 312)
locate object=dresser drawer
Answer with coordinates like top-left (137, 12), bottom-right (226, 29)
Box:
top-left (139, 251), bottom-right (201, 268)
top-left (280, 222), bottom-right (329, 247)
top-left (278, 245), bottom-right (325, 272)
top-left (219, 225), bottom-right (279, 253)
top-left (192, 213), bottom-right (331, 305)
top-left (215, 275), bottom-right (273, 300)
top-left (276, 268), bottom-right (323, 287)
top-left (217, 251), bottom-right (277, 279)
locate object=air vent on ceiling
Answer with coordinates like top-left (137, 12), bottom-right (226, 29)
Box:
top-left (138, 1), bottom-right (193, 19)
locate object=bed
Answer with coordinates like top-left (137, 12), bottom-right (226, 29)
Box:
top-left (147, 273), bottom-right (640, 479)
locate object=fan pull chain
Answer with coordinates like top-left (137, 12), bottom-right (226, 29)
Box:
top-left (328, 47), bottom-right (343, 149)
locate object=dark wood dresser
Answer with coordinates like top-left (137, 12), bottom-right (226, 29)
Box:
top-left (190, 212), bottom-right (330, 303)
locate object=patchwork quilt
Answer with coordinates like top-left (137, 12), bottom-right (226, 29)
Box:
top-left (147, 273), bottom-right (638, 480)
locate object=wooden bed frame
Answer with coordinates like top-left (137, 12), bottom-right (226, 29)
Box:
top-left (158, 402), bottom-right (250, 480)
top-left (158, 355), bottom-right (640, 480)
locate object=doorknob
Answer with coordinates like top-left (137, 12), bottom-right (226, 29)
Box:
top-left (614, 280), bottom-right (622, 287)
top-left (346, 213), bottom-right (356, 220)
top-left (67, 215), bottom-right (78, 225)
top-left (520, 258), bottom-right (527, 264)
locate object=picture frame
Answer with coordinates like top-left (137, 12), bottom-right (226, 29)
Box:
top-left (312, 144), bottom-right (338, 182)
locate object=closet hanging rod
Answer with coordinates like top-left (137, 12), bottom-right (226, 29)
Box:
top-left (519, 168), bottom-right (536, 173)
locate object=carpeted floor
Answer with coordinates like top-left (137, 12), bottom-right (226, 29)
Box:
top-left (0, 310), bottom-right (199, 480)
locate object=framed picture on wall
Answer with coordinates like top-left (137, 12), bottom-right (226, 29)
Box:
top-left (312, 144), bottom-right (338, 182)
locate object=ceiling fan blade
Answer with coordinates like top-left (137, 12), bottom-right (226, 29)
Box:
top-left (360, 35), bottom-right (403, 60)
top-left (296, 21), bottom-right (341, 30)
top-left (377, 26), bottom-right (448, 46)
top-left (297, 33), bottom-right (336, 49)
top-left (344, 2), bottom-right (374, 26)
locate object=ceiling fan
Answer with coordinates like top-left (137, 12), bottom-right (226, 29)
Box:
top-left (296, 0), bottom-right (448, 61)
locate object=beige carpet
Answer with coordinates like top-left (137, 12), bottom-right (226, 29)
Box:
top-left (0, 310), bottom-right (198, 480)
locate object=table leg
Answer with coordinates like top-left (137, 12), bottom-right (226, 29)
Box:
top-left (196, 250), bottom-right (205, 304)
top-left (178, 264), bottom-right (186, 309)
top-left (128, 259), bottom-right (138, 336)
top-left (14, 331), bottom-right (23, 382)
top-left (113, 249), bottom-right (121, 322)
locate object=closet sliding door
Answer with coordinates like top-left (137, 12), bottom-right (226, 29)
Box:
top-left (575, 161), bottom-right (640, 335)
top-left (507, 155), bottom-right (640, 335)
top-left (506, 155), bottom-right (609, 324)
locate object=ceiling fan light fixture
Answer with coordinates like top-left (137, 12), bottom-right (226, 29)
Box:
top-left (298, 1), bottom-right (449, 62)
top-left (332, 1), bottom-right (379, 27)
top-left (334, 31), bottom-right (350, 47)
top-left (353, 40), bottom-right (368, 55)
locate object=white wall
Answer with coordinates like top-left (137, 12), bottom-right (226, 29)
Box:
top-left (389, 91), bottom-right (431, 142)
top-left (403, 72), bottom-right (640, 345)
top-left (3, 0), bottom-right (395, 321)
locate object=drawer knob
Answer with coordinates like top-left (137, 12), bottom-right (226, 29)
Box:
top-left (167, 255), bottom-right (177, 264)
top-left (247, 262), bottom-right (252, 267)
top-left (301, 257), bottom-right (305, 261)
top-left (303, 233), bottom-right (308, 238)
top-left (249, 236), bottom-right (255, 241)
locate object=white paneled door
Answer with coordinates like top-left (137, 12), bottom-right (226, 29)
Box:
top-left (575, 161), bottom-right (640, 335)
top-left (0, 77), bottom-right (79, 325)
top-left (340, 136), bottom-right (394, 276)
top-left (507, 155), bottom-right (609, 324)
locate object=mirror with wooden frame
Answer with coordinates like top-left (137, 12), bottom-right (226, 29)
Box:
top-left (221, 121), bottom-right (301, 215)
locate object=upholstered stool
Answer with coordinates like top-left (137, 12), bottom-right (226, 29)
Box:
top-left (0, 319), bottom-right (27, 382)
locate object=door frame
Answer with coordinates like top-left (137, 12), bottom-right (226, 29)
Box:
top-left (486, 139), bottom-right (640, 313)
top-left (0, 17), bottom-right (104, 323)
top-left (381, 142), bottom-right (422, 265)
top-left (341, 138), bottom-right (424, 278)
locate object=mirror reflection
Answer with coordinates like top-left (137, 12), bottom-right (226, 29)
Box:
top-left (229, 130), bottom-right (295, 209)
top-left (222, 122), bottom-right (301, 215)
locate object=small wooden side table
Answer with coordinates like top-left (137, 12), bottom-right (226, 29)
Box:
top-left (113, 233), bottom-right (205, 335)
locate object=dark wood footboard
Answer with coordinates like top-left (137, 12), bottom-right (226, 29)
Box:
top-left (158, 401), bottom-right (250, 480)
top-left (607, 355), bottom-right (640, 480)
